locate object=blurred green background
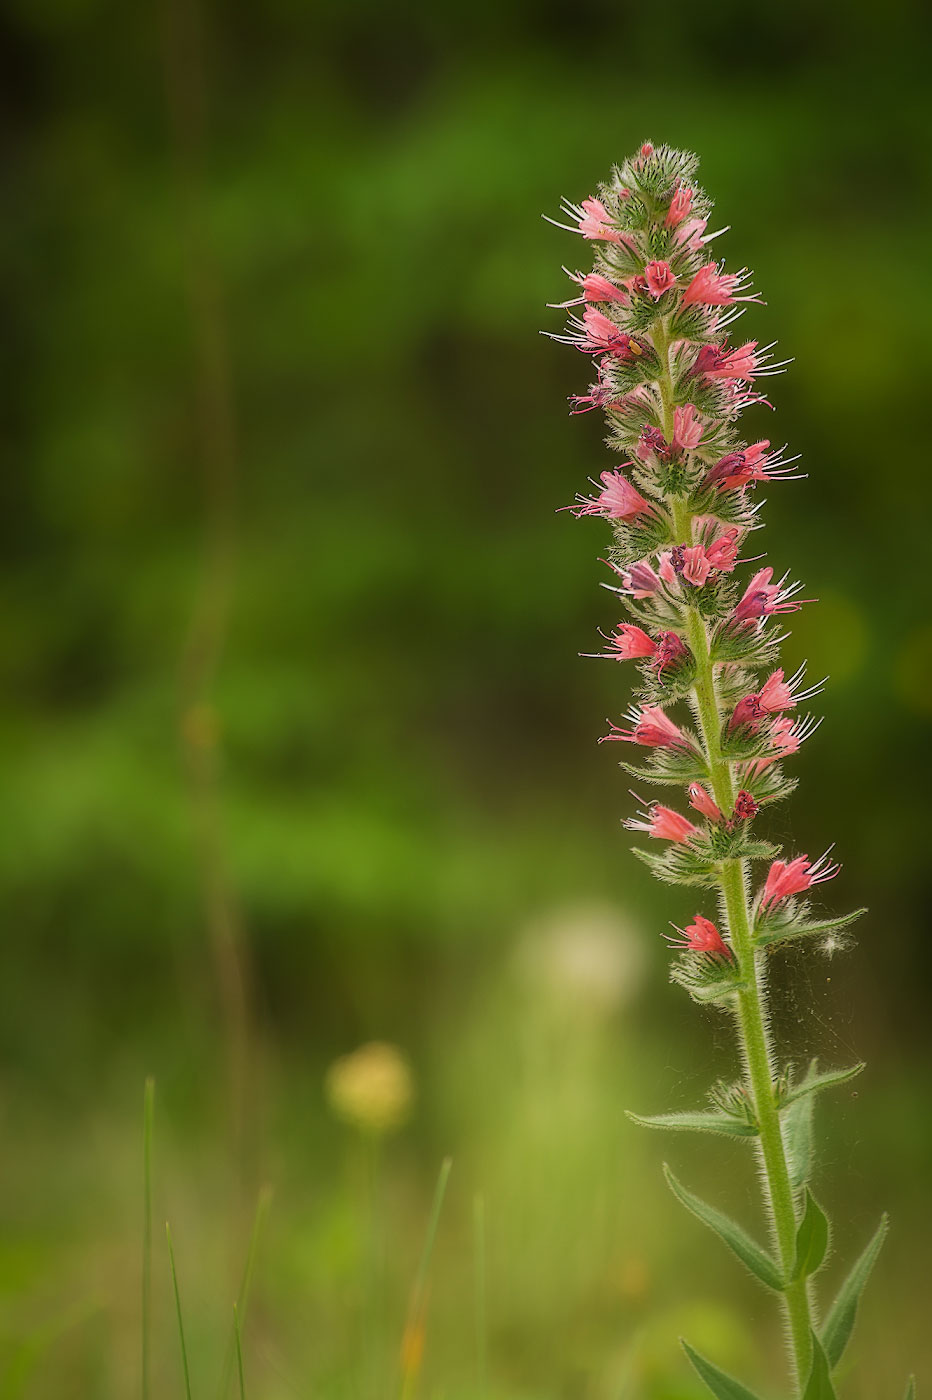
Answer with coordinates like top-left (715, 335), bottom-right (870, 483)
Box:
top-left (1, 0), bottom-right (931, 1394)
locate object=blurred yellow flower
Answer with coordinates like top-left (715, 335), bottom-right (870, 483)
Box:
top-left (325, 1041), bottom-right (415, 1136)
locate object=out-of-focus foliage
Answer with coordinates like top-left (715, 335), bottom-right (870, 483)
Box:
top-left (0, 0), bottom-right (930, 1395)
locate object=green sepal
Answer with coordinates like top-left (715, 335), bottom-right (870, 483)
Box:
top-left (681, 1340), bottom-right (764, 1400)
top-left (669, 953), bottom-right (746, 1005)
top-left (780, 1060), bottom-right (865, 1109)
top-left (820, 1214), bottom-right (889, 1368)
top-left (782, 1087), bottom-right (814, 1190)
top-left (802, 1331), bottom-right (837, 1400)
top-left (792, 1189), bottom-right (830, 1280)
top-left (627, 1108), bottom-right (757, 1139)
top-left (663, 1165), bottom-right (783, 1290)
top-left (618, 748), bottom-right (709, 786)
top-left (633, 844), bottom-right (718, 889)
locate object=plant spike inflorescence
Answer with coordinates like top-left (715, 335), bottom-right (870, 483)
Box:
top-left (546, 142), bottom-right (905, 1400)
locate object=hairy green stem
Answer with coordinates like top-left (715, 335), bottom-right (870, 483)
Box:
top-left (654, 322), bottom-right (815, 1392)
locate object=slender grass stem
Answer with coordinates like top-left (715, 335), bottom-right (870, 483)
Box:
top-left (166, 1223), bottom-right (194, 1400)
top-left (216, 1185), bottom-right (273, 1400)
top-left (142, 1077), bottom-right (155, 1400)
top-left (400, 1157), bottom-right (453, 1400)
top-left (473, 1193), bottom-right (488, 1398)
top-left (233, 1304), bottom-right (247, 1400)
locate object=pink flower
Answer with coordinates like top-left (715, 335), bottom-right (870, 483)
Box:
top-left (682, 546), bottom-right (711, 587)
top-left (617, 559), bottom-right (662, 597)
top-left (689, 783), bottom-right (722, 822)
top-left (702, 440), bottom-right (776, 490)
top-left (732, 567), bottom-right (804, 625)
top-left (759, 669), bottom-right (793, 712)
top-left (731, 790), bottom-right (759, 822)
top-left (653, 630), bottom-right (690, 679)
top-left (576, 197), bottom-right (623, 243)
top-left (626, 802), bottom-right (697, 842)
top-left (635, 425), bottom-right (670, 462)
top-left (730, 694), bottom-right (765, 731)
top-left (606, 624), bottom-right (656, 660)
top-left (644, 260), bottom-right (676, 299)
top-left (692, 341), bottom-right (760, 382)
top-left (665, 184), bottom-right (694, 228)
top-left (768, 714), bottom-right (801, 758)
top-left (572, 469), bottom-right (649, 521)
top-left (741, 713), bottom-right (819, 780)
top-left (579, 271), bottom-right (629, 304)
top-left (672, 217), bottom-right (708, 251)
top-left (575, 307), bottom-right (645, 362)
top-left (673, 404), bottom-right (703, 450)
top-left (667, 914), bottom-right (731, 957)
top-left (704, 528), bottom-right (741, 572)
top-left (657, 551), bottom-right (678, 585)
top-left (759, 852), bottom-right (839, 910)
top-left (682, 263), bottom-right (740, 307)
top-left (600, 704), bottom-right (691, 749)
top-left (681, 263), bottom-right (760, 308)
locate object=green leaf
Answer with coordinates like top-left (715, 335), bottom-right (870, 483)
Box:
top-left (681, 1340), bottom-right (764, 1400)
top-left (803, 1331), bottom-right (837, 1400)
top-left (821, 1214), bottom-right (889, 1368)
top-left (627, 1109), bottom-right (757, 1139)
top-left (902, 1377), bottom-right (916, 1400)
top-left (663, 1165), bottom-right (783, 1290)
top-left (781, 1062), bottom-right (865, 1108)
top-left (755, 907), bottom-right (866, 950)
top-left (792, 1190), bottom-right (830, 1280)
top-left (782, 1087), bottom-right (814, 1190)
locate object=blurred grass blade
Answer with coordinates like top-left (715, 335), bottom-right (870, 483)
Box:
top-left (681, 1340), bottom-right (763, 1399)
top-left (473, 1193), bottom-right (487, 1397)
top-left (903, 1378), bottom-right (916, 1400)
top-left (166, 1223), bottom-right (194, 1400)
top-left (142, 1077), bottom-right (155, 1400)
top-left (663, 1165), bottom-right (783, 1291)
top-left (233, 1304), bottom-right (246, 1400)
top-left (216, 1186), bottom-right (273, 1399)
top-left (802, 1331), bottom-right (837, 1399)
top-left (401, 1157), bottom-right (452, 1400)
top-left (821, 1214), bottom-right (888, 1367)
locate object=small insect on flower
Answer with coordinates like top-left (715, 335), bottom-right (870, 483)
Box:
top-left (666, 914), bottom-right (731, 958)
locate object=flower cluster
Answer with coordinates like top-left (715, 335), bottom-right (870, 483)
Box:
top-left (547, 143), bottom-right (878, 1399)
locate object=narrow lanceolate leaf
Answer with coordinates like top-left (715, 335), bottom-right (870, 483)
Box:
top-left (821, 1214), bottom-right (889, 1368)
top-left (627, 1108), bottom-right (757, 1139)
top-left (782, 1089), bottom-right (814, 1191)
top-left (755, 907), bottom-right (866, 950)
top-left (803, 1331), bottom-right (837, 1400)
top-left (781, 1061), bottom-right (865, 1108)
top-left (663, 1165), bottom-right (783, 1291)
top-left (681, 1340), bottom-right (764, 1400)
top-left (902, 1377), bottom-right (916, 1400)
top-left (792, 1190), bottom-right (830, 1280)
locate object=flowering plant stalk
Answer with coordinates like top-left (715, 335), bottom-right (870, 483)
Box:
top-left (547, 143), bottom-right (912, 1399)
